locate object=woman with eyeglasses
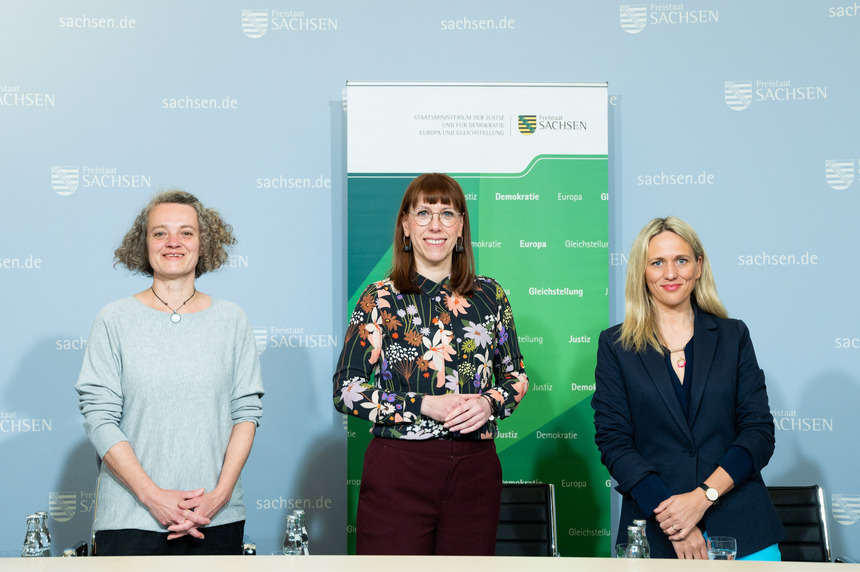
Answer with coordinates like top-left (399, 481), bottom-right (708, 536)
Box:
top-left (332, 173), bottom-right (529, 555)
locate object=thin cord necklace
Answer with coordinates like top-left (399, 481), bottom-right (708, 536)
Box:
top-left (151, 286), bottom-right (196, 324)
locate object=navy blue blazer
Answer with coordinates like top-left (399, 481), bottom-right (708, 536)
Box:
top-left (592, 307), bottom-right (785, 558)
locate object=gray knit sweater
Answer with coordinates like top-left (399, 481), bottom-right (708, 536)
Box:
top-left (75, 296), bottom-right (264, 532)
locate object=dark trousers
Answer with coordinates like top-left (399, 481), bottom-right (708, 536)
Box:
top-left (356, 437), bottom-right (502, 555)
top-left (94, 521), bottom-right (244, 556)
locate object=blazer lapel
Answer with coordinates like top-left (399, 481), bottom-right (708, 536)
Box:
top-left (688, 307), bottom-right (718, 425)
top-left (640, 347), bottom-right (691, 436)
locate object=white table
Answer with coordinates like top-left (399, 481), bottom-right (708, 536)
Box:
top-left (2, 555), bottom-right (857, 572)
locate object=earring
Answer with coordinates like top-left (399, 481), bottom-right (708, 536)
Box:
top-left (403, 236), bottom-right (412, 252)
top-left (454, 237), bottom-right (464, 253)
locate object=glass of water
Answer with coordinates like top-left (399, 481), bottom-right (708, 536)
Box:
top-left (615, 543), bottom-right (627, 558)
top-left (707, 536), bottom-right (737, 560)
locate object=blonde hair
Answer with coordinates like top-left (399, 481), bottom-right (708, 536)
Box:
top-left (619, 217), bottom-right (727, 353)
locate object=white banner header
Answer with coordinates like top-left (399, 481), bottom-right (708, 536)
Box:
top-left (347, 82), bottom-right (608, 173)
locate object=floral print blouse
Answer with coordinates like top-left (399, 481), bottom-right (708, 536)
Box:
top-left (333, 274), bottom-right (529, 440)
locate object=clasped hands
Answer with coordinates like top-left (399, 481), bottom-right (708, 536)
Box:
top-left (420, 393), bottom-right (494, 434)
top-left (144, 486), bottom-right (229, 540)
top-left (653, 490), bottom-right (712, 559)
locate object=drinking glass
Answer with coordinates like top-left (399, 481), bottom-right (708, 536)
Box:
top-left (615, 543), bottom-right (627, 558)
top-left (707, 536), bottom-right (737, 560)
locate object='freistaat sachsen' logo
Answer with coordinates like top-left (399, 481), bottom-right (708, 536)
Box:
top-left (49, 492), bottom-right (77, 522)
top-left (51, 166), bottom-right (79, 196)
top-left (518, 115), bottom-right (536, 136)
top-left (724, 81), bottom-right (753, 111)
top-left (253, 327), bottom-right (268, 355)
top-left (620, 5), bottom-right (647, 34)
top-left (825, 160), bottom-right (855, 191)
top-left (832, 494), bottom-right (860, 525)
top-left (242, 9), bottom-right (268, 39)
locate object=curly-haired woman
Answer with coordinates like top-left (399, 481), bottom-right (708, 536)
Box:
top-left (75, 190), bottom-right (264, 556)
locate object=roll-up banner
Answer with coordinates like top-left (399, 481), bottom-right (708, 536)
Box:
top-left (345, 81), bottom-right (609, 556)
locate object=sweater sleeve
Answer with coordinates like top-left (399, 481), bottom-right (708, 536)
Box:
top-left (631, 474), bottom-right (674, 515)
top-left (75, 309), bottom-right (129, 458)
top-left (230, 308), bottom-right (264, 426)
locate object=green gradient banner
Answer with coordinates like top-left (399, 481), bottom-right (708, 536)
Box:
top-left (345, 83), bottom-right (609, 556)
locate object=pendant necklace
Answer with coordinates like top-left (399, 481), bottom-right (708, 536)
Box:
top-left (668, 347), bottom-right (686, 368)
top-left (665, 324), bottom-right (693, 369)
top-left (151, 286), bottom-right (196, 323)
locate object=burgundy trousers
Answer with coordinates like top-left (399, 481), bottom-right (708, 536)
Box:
top-left (356, 437), bottom-right (502, 555)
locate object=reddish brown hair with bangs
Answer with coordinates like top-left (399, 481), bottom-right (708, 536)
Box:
top-left (390, 173), bottom-right (476, 296)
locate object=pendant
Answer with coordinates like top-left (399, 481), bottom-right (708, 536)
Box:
top-left (170, 312), bottom-right (181, 324)
top-left (676, 358), bottom-right (686, 368)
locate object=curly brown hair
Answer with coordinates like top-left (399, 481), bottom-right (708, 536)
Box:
top-left (114, 190), bottom-right (236, 278)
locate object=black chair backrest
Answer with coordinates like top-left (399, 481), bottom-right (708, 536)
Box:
top-left (767, 485), bottom-right (832, 562)
top-left (496, 483), bottom-right (557, 556)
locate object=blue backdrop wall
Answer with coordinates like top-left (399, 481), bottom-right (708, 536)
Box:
top-left (1, 0), bottom-right (858, 558)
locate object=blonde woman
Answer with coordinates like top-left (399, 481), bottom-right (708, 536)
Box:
top-left (592, 217), bottom-right (783, 560)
